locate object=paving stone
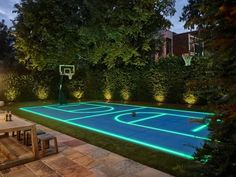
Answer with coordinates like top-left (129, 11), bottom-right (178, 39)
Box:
top-left (55, 164), bottom-right (93, 177)
top-left (136, 167), bottom-right (174, 177)
top-left (42, 153), bottom-right (64, 163)
top-left (43, 156), bottom-right (78, 171)
top-left (118, 174), bottom-right (139, 177)
top-left (62, 147), bottom-right (81, 156)
top-left (57, 143), bottom-right (68, 152)
top-left (0, 117), bottom-right (173, 177)
top-left (93, 164), bottom-right (123, 177)
top-left (56, 134), bottom-right (75, 143)
top-left (87, 153), bottom-right (125, 169)
top-left (74, 144), bottom-right (98, 155)
top-left (87, 148), bottom-right (111, 159)
top-left (1, 165), bottom-right (37, 177)
top-left (100, 153), bottom-right (126, 167)
top-left (113, 159), bottom-right (146, 175)
top-left (66, 152), bottom-right (85, 160)
top-left (63, 139), bottom-right (86, 147)
top-left (25, 160), bottom-right (61, 177)
top-left (88, 168), bottom-right (109, 177)
top-left (73, 155), bottom-right (95, 167)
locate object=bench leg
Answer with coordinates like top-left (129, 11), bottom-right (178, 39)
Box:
top-left (41, 140), bottom-right (46, 157)
top-left (54, 138), bottom-right (58, 154)
top-left (17, 131), bottom-right (21, 141)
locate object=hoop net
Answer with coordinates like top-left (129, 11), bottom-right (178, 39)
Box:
top-left (59, 65), bottom-right (75, 80)
top-left (182, 53), bottom-right (193, 66)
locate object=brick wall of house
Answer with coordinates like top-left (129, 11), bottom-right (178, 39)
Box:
top-left (173, 33), bottom-right (189, 56)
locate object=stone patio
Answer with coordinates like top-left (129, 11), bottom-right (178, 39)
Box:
top-left (0, 122), bottom-right (174, 177)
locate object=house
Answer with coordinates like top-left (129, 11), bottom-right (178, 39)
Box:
top-left (157, 30), bottom-right (204, 58)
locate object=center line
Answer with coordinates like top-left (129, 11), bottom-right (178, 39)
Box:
top-left (128, 114), bottom-right (166, 124)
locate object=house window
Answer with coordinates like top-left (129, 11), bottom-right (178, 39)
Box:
top-left (189, 35), bottom-right (204, 56)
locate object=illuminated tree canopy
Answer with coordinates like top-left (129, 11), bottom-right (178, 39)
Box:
top-left (13, 0), bottom-right (175, 70)
top-left (180, 0), bottom-right (236, 75)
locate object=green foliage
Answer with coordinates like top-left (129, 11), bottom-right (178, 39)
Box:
top-left (183, 91), bottom-right (197, 105)
top-left (2, 72), bottom-right (52, 102)
top-left (83, 68), bottom-right (104, 100)
top-left (104, 68), bottom-right (138, 100)
top-left (120, 87), bottom-right (131, 101)
top-left (186, 54), bottom-right (228, 104)
top-left (3, 73), bottom-right (34, 101)
top-left (181, 0), bottom-right (236, 76)
top-left (4, 88), bottom-right (20, 102)
top-left (13, 0), bottom-right (84, 70)
top-left (147, 56), bottom-right (185, 103)
top-left (33, 85), bottom-right (49, 100)
top-left (66, 79), bottom-right (85, 100)
top-left (0, 73), bottom-right (5, 99)
top-left (194, 105), bottom-right (236, 177)
top-left (78, 0), bottom-right (175, 69)
top-left (0, 56), bottom-right (220, 104)
top-left (13, 0), bottom-right (175, 70)
top-left (0, 20), bottom-right (15, 67)
top-left (147, 66), bottom-right (168, 102)
top-left (3, 73), bottom-right (20, 101)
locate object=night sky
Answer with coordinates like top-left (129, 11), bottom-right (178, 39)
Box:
top-left (0, 0), bottom-right (188, 33)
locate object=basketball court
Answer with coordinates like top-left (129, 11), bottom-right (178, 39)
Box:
top-left (20, 101), bottom-right (214, 159)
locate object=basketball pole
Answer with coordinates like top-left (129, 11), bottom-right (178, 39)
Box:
top-left (58, 65), bottom-right (75, 105)
top-left (58, 74), bottom-right (66, 105)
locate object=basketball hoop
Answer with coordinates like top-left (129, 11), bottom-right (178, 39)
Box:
top-left (59, 65), bottom-right (75, 80)
top-left (182, 53), bottom-right (194, 66)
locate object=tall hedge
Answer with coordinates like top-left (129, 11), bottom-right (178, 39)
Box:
top-left (0, 56), bottom-right (217, 105)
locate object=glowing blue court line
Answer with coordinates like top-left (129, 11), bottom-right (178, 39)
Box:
top-left (70, 106), bottom-right (112, 112)
top-left (52, 103), bottom-right (207, 121)
top-left (128, 114), bottom-right (166, 124)
top-left (115, 112), bottom-right (166, 124)
top-left (92, 101), bottom-right (215, 116)
top-left (192, 124), bottom-right (209, 132)
top-left (19, 102), bottom-right (87, 109)
top-left (19, 107), bottom-right (70, 121)
top-left (19, 106), bottom-right (193, 159)
top-left (57, 102), bottom-right (84, 108)
top-left (161, 113), bottom-right (205, 120)
top-left (20, 103), bottom-right (60, 109)
top-left (114, 115), bottom-right (210, 141)
top-left (71, 107), bottom-right (114, 113)
top-left (44, 104), bottom-right (114, 113)
top-left (67, 107), bottom-right (146, 121)
top-left (66, 122), bottom-right (194, 160)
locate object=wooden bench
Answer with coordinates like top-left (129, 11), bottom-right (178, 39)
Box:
top-left (24, 129), bottom-right (45, 146)
top-left (37, 134), bottom-right (58, 157)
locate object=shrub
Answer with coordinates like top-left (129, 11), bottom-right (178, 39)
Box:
top-left (72, 90), bottom-right (84, 100)
top-left (154, 91), bottom-right (166, 103)
top-left (149, 71), bottom-right (168, 103)
top-left (34, 85), bottom-right (49, 100)
top-left (3, 73), bottom-right (21, 102)
top-left (4, 87), bottom-right (20, 102)
top-left (194, 105), bottom-right (236, 177)
top-left (103, 88), bottom-right (112, 100)
top-left (183, 91), bottom-right (198, 105)
top-left (67, 79), bottom-right (85, 100)
top-left (120, 87), bottom-right (130, 101)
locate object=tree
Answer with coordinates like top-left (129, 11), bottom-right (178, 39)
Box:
top-left (13, 0), bottom-right (175, 70)
top-left (180, 1), bottom-right (236, 176)
top-left (78, 0), bottom-right (175, 69)
top-left (194, 106), bottom-right (236, 177)
top-left (0, 20), bottom-right (15, 67)
top-left (13, 0), bottom-right (86, 70)
top-left (180, 0), bottom-right (236, 76)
